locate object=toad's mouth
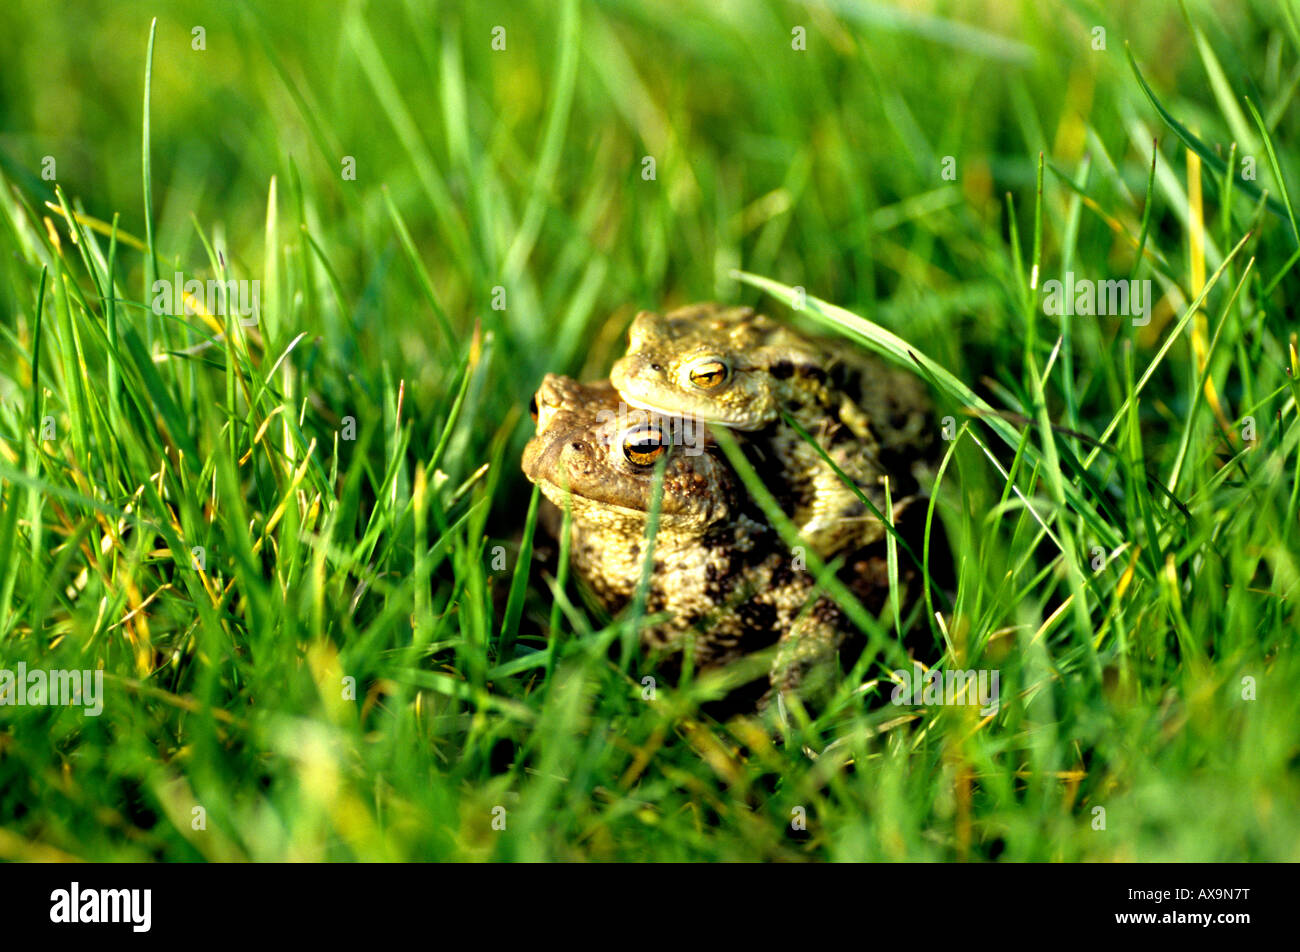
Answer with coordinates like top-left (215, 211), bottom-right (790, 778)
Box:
top-left (529, 475), bottom-right (689, 523)
top-left (611, 358), bottom-right (756, 430)
top-left (522, 442), bottom-right (646, 515)
top-left (531, 476), bottom-right (632, 509)
top-left (615, 390), bottom-right (756, 432)
top-left (524, 446), bottom-right (725, 526)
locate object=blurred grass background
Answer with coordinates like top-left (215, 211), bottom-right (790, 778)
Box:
top-left (0, 0), bottom-right (1297, 860)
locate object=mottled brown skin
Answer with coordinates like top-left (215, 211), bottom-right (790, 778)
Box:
top-left (521, 373), bottom-right (856, 704)
top-left (610, 303), bottom-right (935, 557)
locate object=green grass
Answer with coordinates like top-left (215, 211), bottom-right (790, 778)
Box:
top-left (0, 0), bottom-right (1298, 861)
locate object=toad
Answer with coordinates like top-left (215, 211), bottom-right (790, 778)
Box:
top-left (521, 373), bottom-right (876, 707)
top-left (609, 303), bottom-right (934, 557)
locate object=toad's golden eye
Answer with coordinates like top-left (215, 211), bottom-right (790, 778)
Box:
top-left (528, 395), bottom-right (539, 422)
top-left (622, 426), bottom-right (668, 466)
top-left (688, 359), bottom-right (729, 389)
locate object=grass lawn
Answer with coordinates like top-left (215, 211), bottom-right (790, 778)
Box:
top-left (0, 0), bottom-right (1297, 861)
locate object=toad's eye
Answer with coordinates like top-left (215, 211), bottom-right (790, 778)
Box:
top-left (528, 395), bottom-right (539, 422)
top-left (622, 426), bottom-right (668, 466)
top-left (688, 359), bottom-right (729, 390)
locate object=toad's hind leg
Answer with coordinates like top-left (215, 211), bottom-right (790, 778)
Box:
top-left (799, 453), bottom-right (886, 557)
top-left (761, 602), bottom-right (851, 713)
